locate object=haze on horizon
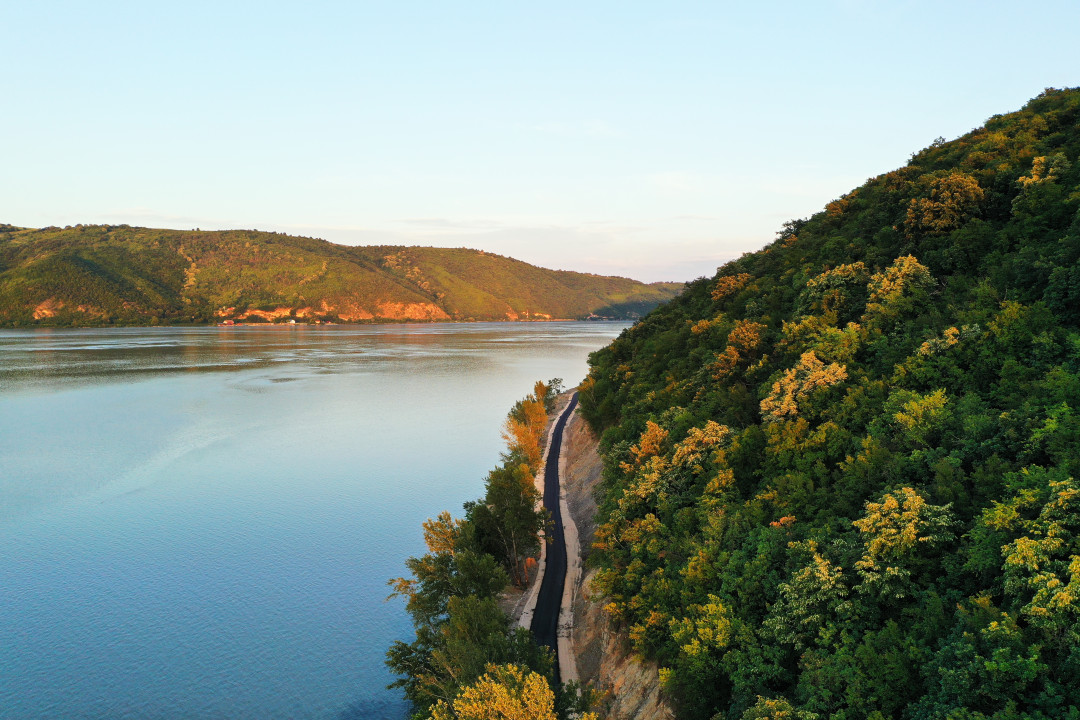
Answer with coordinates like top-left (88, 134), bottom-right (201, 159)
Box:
top-left (3, 1), bottom-right (1078, 283)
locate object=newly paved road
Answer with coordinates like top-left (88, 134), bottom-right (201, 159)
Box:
top-left (529, 392), bottom-right (577, 685)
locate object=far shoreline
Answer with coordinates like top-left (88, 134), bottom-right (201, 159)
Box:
top-left (0, 318), bottom-right (635, 331)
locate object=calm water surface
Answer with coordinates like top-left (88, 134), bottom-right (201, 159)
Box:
top-left (0, 323), bottom-right (627, 719)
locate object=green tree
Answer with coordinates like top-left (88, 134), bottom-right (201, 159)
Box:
top-left (853, 487), bottom-right (954, 601)
top-left (764, 541), bottom-right (851, 652)
top-left (465, 461), bottom-right (544, 587)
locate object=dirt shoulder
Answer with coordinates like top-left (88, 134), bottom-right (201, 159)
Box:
top-left (561, 406), bottom-right (675, 720)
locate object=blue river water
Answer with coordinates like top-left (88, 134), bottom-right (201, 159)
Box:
top-left (0, 322), bottom-right (625, 719)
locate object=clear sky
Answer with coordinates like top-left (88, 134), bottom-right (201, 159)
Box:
top-left (3, 1), bottom-right (1078, 282)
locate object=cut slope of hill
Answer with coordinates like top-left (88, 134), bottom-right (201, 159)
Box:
top-left (579, 88), bottom-right (1080, 719)
top-left (0, 226), bottom-right (682, 326)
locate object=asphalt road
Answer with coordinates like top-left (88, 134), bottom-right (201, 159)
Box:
top-left (529, 392), bottom-right (578, 686)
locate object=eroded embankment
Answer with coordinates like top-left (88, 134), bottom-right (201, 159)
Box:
top-left (561, 407), bottom-right (675, 720)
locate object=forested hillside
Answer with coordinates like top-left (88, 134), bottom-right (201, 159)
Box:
top-left (579, 88), bottom-right (1080, 719)
top-left (0, 226), bottom-right (681, 326)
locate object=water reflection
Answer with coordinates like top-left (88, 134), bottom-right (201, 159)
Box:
top-left (0, 324), bottom-right (625, 391)
top-left (0, 322), bottom-right (626, 720)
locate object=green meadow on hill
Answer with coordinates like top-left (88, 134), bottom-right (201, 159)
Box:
top-left (0, 226), bottom-right (681, 326)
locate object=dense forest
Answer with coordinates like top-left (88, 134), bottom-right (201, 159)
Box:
top-left (0, 226), bottom-right (681, 326)
top-left (578, 87), bottom-right (1080, 719)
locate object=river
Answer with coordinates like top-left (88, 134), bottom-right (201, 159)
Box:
top-left (0, 322), bottom-right (625, 720)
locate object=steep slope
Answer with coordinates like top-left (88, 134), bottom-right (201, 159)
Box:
top-left (0, 226), bottom-right (682, 326)
top-left (578, 88), bottom-right (1080, 719)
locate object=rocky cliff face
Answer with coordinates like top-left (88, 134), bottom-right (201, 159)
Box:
top-left (562, 411), bottom-right (675, 720)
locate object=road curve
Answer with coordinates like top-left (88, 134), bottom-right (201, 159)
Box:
top-left (529, 392), bottom-right (578, 685)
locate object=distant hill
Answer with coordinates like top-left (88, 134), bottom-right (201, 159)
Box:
top-left (0, 225), bottom-right (683, 326)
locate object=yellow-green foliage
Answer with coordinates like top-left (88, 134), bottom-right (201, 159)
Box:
top-left (760, 351), bottom-right (848, 421)
top-left (904, 171), bottom-right (985, 234)
top-left (429, 663), bottom-right (598, 720)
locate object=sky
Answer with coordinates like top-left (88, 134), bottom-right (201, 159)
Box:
top-left (3, 1), bottom-right (1079, 282)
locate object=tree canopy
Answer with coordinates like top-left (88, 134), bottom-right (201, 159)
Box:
top-left (578, 87), bottom-right (1080, 719)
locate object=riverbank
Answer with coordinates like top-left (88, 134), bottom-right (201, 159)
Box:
top-left (503, 389), bottom-right (576, 623)
top-left (503, 390), bottom-right (584, 684)
top-left (505, 389), bottom-right (674, 717)
top-left (6, 316), bottom-right (619, 329)
top-left (498, 388), bottom-right (674, 717)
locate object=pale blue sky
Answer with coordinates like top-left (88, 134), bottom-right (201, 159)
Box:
top-left (3, 1), bottom-right (1078, 281)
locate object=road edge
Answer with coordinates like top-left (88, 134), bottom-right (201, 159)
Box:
top-left (557, 404), bottom-right (581, 685)
top-left (515, 393), bottom-right (570, 631)
top-left (514, 391), bottom-right (581, 686)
